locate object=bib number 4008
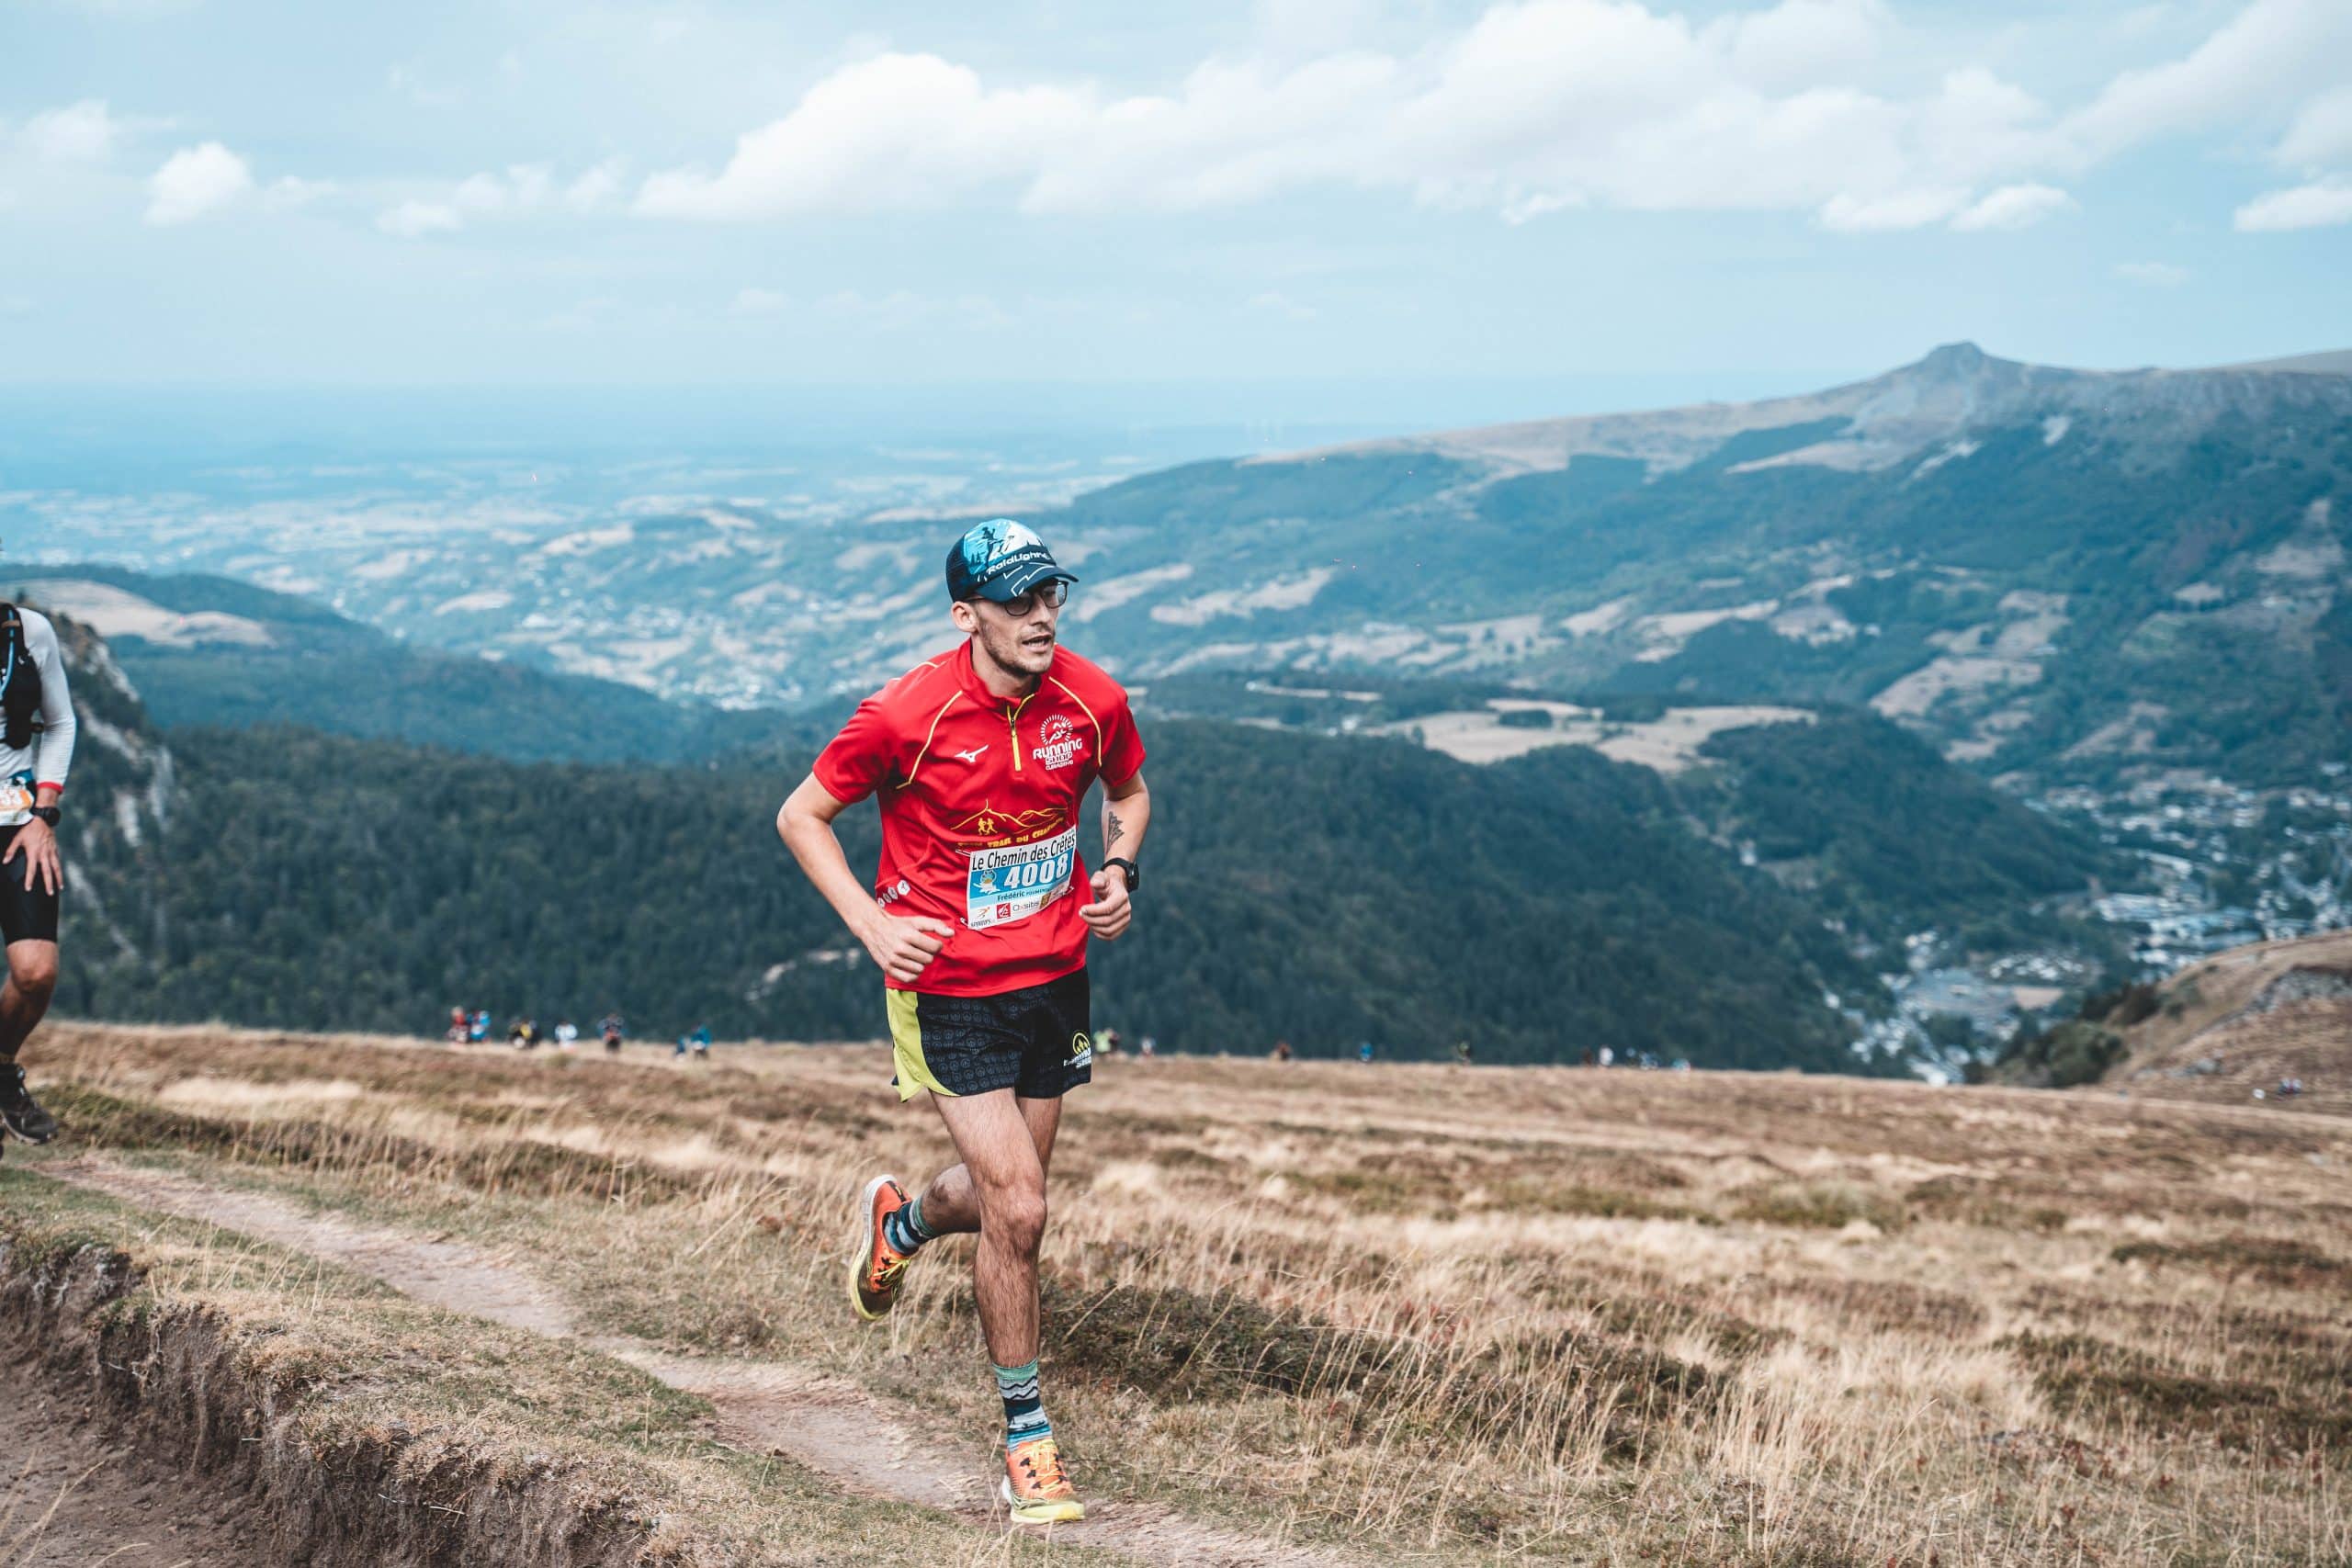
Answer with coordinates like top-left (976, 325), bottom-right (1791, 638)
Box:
top-left (965, 827), bottom-right (1078, 931)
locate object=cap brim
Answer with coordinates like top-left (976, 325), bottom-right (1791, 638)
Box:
top-left (978, 561), bottom-right (1079, 600)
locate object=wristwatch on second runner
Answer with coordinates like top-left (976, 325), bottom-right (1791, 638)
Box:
top-left (1101, 856), bottom-right (1139, 893)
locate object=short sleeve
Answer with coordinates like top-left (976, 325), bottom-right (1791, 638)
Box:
top-left (1098, 692), bottom-right (1146, 786)
top-left (812, 693), bottom-right (897, 805)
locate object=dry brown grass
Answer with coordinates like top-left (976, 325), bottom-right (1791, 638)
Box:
top-left (0, 1165), bottom-right (1064, 1567)
top-left (18, 1020), bottom-right (2352, 1563)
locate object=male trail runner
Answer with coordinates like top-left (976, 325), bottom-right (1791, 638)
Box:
top-left (0, 602), bottom-right (77, 1149)
top-left (776, 520), bottom-right (1149, 1526)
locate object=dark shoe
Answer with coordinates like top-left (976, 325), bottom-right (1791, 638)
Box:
top-left (0, 1065), bottom-right (58, 1144)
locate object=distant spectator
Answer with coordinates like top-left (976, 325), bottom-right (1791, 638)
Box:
top-left (508, 1017), bottom-right (538, 1049)
top-left (1271, 1039), bottom-right (1293, 1064)
top-left (470, 1009), bottom-right (492, 1043)
top-left (1597, 1045), bottom-right (1614, 1067)
top-left (1138, 1035), bottom-right (1157, 1059)
top-left (1099, 1028), bottom-right (1122, 1059)
top-left (1580, 1046), bottom-right (1595, 1067)
top-left (1357, 1041), bottom-right (1374, 1065)
top-left (674, 1033), bottom-right (690, 1059)
top-left (554, 1020), bottom-right (579, 1050)
top-left (1452, 1039), bottom-right (1473, 1067)
top-left (691, 1024), bottom-right (713, 1059)
top-left (600, 1012), bottom-right (625, 1053)
top-left (446, 1007), bottom-right (469, 1045)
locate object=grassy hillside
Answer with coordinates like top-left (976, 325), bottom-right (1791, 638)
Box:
top-left (10, 1021), bottom-right (2347, 1563)
top-left (1997, 930), bottom-right (2352, 1115)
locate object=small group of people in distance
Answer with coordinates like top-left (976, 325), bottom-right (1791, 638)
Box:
top-left (443, 1007), bottom-right (644, 1055)
top-left (1579, 1043), bottom-right (1691, 1071)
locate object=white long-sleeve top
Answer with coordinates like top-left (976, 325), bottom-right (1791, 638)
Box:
top-left (1, 607), bottom-right (76, 824)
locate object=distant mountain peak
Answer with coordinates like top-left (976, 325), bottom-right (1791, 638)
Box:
top-left (1297, 339), bottom-right (2350, 480)
top-left (1915, 341), bottom-right (1992, 374)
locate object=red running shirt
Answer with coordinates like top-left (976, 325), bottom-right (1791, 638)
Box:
top-left (813, 643), bottom-right (1147, 997)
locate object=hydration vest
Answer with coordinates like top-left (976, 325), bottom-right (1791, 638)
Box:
top-left (0, 604), bottom-right (40, 750)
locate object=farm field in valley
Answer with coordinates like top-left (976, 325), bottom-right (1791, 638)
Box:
top-left (2, 1022), bottom-right (2346, 1565)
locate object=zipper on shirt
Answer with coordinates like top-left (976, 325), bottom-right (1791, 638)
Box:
top-left (1007, 693), bottom-right (1033, 772)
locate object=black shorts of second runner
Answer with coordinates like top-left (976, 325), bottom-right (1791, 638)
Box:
top-left (887, 969), bottom-right (1092, 1102)
top-left (0, 858), bottom-right (58, 945)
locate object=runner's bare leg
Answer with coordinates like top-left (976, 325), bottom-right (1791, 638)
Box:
top-left (921, 1091), bottom-right (1062, 1364)
top-left (918, 1095), bottom-right (1061, 1231)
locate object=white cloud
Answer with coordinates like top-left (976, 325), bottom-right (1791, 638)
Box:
top-left (564, 158), bottom-right (628, 212)
top-left (2275, 86), bottom-right (2352, 168)
top-left (145, 141), bottom-right (253, 225)
top-left (1949, 182), bottom-right (2071, 231)
top-left (731, 287), bottom-right (788, 315)
top-left (1818, 187), bottom-right (1966, 232)
top-left (377, 198), bottom-right (463, 238)
top-left (2113, 259), bottom-right (2190, 286)
top-left (262, 175), bottom-right (335, 211)
top-left (628, 0), bottom-right (2112, 231)
top-left (1498, 188), bottom-right (1579, 225)
top-left (2233, 178), bottom-right (2352, 231)
top-left (2056, 0), bottom-right (2352, 164)
top-left (394, 161), bottom-right (627, 227)
top-left (638, 51), bottom-right (1097, 219)
top-left (23, 99), bottom-right (121, 163)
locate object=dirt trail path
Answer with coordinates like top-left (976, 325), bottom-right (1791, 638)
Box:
top-left (42, 1157), bottom-right (1351, 1568)
top-left (0, 1356), bottom-right (261, 1568)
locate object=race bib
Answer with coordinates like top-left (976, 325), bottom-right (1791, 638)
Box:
top-left (0, 773), bottom-right (30, 829)
top-left (965, 827), bottom-right (1078, 931)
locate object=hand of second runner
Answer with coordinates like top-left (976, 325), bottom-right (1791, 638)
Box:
top-left (4, 818), bottom-right (61, 895)
top-left (860, 913), bottom-right (955, 984)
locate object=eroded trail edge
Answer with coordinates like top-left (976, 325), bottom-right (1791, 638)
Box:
top-left (43, 1157), bottom-right (1352, 1568)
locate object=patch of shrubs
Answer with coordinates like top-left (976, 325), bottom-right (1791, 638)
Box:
top-left (1996, 1020), bottom-right (2126, 1089)
top-left (2005, 1331), bottom-right (2351, 1452)
top-left (2110, 1235), bottom-right (2347, 1290)
top-left (2080, 982), bottom-right (2162, 1029)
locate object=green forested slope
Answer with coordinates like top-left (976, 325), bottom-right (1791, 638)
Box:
top-left (64, 720), bottom-right (1910, 1068)
top-left (10, 566), bottom-right (797, 765)
top-left (1690, 712), bottom-right (2114, 948)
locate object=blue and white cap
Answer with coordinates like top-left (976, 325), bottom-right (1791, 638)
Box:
top-left (944, 519), bottom-right (1078, 603)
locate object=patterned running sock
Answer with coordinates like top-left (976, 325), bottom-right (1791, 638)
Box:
top-left (996, 1359), bottom-right (1050, 1449)
top-left (882, 1193), bottom-right (935, 1256)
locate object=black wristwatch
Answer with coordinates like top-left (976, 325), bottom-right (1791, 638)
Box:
top-left (27, 806), bottom-right (58, 829)
top-left (1102, 856), bottom-right (1139, 892)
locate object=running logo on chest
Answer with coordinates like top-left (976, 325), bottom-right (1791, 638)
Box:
top-left (965, 826), bottom-right (1078, 930)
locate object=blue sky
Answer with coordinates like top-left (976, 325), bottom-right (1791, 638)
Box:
top-left (4, 0), bottom-right (2348, 408)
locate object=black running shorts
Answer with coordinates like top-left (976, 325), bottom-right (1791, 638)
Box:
top-left (0, 852), bottom-right (57, 945)
top-left (887, 969), bottom-right (1092, 1101)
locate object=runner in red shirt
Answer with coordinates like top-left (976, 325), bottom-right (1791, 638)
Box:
top-left (776, 519), bottom-right (1150, 1526)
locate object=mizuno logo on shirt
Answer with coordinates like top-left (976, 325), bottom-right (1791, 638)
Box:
top-left (952, 745), bottom-right (989, 762)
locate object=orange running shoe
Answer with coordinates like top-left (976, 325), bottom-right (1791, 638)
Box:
top-left (848, 1174), bottom-right (916, 1321)
top-left (1001, 1433), bottom-right (1083, 1525)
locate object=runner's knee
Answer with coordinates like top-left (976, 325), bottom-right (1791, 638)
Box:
top-left (6, 950), bottom-right (54, 998)
top-left (982, 1184), bottom-right (1046, 1256)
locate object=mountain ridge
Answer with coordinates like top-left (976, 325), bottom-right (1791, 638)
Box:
top-left (1267, 341), bottom-right (2352, 479)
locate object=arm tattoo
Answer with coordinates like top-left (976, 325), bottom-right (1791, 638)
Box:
top-left (1106, 807), bottom-right (1127, 848)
